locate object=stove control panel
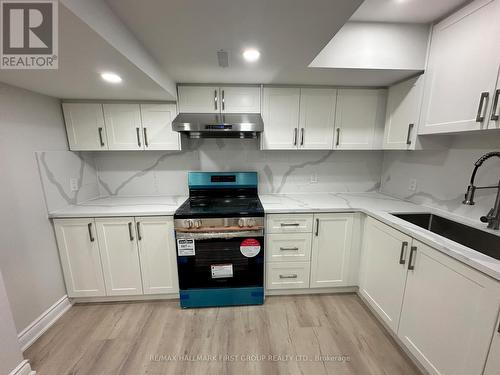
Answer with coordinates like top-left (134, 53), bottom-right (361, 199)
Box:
top-left (175, 217), bottom-right (264, 231)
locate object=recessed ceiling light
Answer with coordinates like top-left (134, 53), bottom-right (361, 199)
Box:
top-left (243, 49), bottom-right (260, 62)
top-left (100, 72), bottom-right (122, 84)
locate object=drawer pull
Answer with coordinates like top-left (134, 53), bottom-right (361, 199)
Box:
top-left (280, 223), bottom-right (300, 227)
top-left (279, 247), bottom-right (299, 251)
top-left (279, 274), bottom-right (298, 279)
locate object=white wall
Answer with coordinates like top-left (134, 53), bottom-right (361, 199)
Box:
top-left (0, 270), bottom-right (25, 375)
top-left (381, 132), bottom-right (500, 223)
top-left (310, 22), bottom-right (430, 70)
top-left (0, 82), bottom-right (67, 332)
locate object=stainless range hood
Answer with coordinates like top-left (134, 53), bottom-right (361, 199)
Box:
top-left (172, 113), bottom-right (263, 139)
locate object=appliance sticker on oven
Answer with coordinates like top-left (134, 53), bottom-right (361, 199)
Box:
top-left (211, 264), bottom-right (233, 278)
top-left (240, 238), bottom-right (261, 257)
top-left (177, 239), bottom-right (195, 256)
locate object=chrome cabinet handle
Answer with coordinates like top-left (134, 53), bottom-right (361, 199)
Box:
top-left (136, 127), bottom-right (141, 147)
top-left (399, 241), bottom-right (408, 264)
top-left (315, 218), bottom-right (319, 236)
top-left (87, 223), bottom-right (95, 242)
top-left (279, 247), bottom-right (299, 251)
top-left (280, 223), bottom-right (300, 227)
top-left (222, 89), bottom-right (225, 111)
top-left (98, 127), bottom-right (105, 147)
top-left (214, 89), bottom-right (218, 110)
top-left (336, 128), bottom-right (340, 147)
top-left (143, 128), bottom-right (149, 147)
top-left (475, 92), bottom-right (489, 123)
top-left (491, 89), bottom-right (500, 121)
top-left (128, 222), bottom-right (134, 241)
top-left (498, 320), bottom-right (500, 334)
top-left (136, 221), bottom-right (142, 241)
top-left (279, 274), bottom-right (298, 279)
top-left (300, 128), bottom-right (304, 146)
top-left (406, 124), bottom-right (414, 145)
top-left (408, 246), bottom-right (417, 270)
top-left (293, 128), bottom-right (298, 146)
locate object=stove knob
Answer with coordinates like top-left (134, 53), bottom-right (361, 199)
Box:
top-left (194, 219), bottom-right (202, 229)
top-left (184, 219), bottom-right (194, 229)
top-left (247, 218), bottom-right (256, 227)
top-left (238, 218), bottom-right (245, 227)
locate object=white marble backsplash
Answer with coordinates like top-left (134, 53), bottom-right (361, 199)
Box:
top-left (380, 133), bottom-right (500, 224)
top-left (36, 151), bottom-right (100, 212)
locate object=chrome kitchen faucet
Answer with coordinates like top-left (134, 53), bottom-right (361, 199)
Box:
top-left (463, 152), bottom-right (500, 230)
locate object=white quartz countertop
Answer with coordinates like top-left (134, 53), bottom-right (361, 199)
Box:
top-left (48, 192), bottom-right (500, 281)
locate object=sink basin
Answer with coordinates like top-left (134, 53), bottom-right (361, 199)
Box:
top-left (391, 213), bottom-right (500, 261)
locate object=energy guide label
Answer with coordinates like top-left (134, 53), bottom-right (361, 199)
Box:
top-left (177, 239), bottom-right (195, 256)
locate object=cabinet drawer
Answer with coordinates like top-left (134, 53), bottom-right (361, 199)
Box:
top-left (266, 262), bottom-right (310, 290)
top-left (266, 233), bottom-right (312, 262)
top-left (266, 214), bottom-right (313, 233)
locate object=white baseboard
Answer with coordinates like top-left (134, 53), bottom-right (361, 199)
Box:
top-left (71, 293), bottom-right (179, 304)
top-left (18, 295), bottom-right (72, 352)
top-left (9, 360), bottom-right (35, 375)
top-left (265, 286), bottom-right (358, 296)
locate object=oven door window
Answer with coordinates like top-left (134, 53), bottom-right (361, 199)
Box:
top-left (177, 236), bottom-right (264, 289)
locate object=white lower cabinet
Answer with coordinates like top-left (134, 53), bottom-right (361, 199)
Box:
top-left (359, 217), bottom-right (411, 332)
top-left (54, 219), bottom-right (106, 297)
top-left (398, 239), bottom-right (500, 375)
top-left (361, 217), bottom-right (500, 375)
top-left (136, 217), bottom-right (178, 294)
top-left (95, 217), bottom-right (143, 296)
top-left (310, 213), bottom-right (354, 288)
top-left (266, 262), bottom-right (311, 290)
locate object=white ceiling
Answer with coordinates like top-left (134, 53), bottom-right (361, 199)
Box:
top-left (105, 0), bottom-right (363, 85)
top-left (350, 0), bottom-right (468, 23)
top-left (0, 4), bottom-right (171, 100)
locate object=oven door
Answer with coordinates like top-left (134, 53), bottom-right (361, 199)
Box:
top-left (175, 229), bottom-right (264, 290)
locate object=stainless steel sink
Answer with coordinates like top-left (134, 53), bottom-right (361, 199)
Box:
top-left (391, 213), bottom-right (500, 261)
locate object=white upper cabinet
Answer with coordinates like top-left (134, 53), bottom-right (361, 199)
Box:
top-left (219, 86), bottom-right (261, 113)
top-left (398, 239), bottom-right (500, 375)
top-left (103, 104), bottom-right (143, 150)
top-left (310, 213), bottom-right (354, 288)
top-left (359, 217), bottom-right (412, 333)
top-left (261, 87), bottom-right (301, 150)
top-left (334, 89), bottom-right (387, 149)
top-left (139, 104), bottom-right (180, 150)
top-left (420, 0), bottom-right (500, 134)
top-left (383, 76), bottom-right (424, 150)
top-left (54, 219), bottom-right (106, 298)
top-left (136, 217), bottom-right (179, 295)
top-left (177, 86), bottom-right (220, 113)
top-left (95, 217), bottom-right (143, 296)
top-left (298, 88), bottom-right (337, 150)
top-left (62, 103), bottom-right (107, 151)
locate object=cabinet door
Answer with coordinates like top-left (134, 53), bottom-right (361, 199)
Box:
top-left (383, 76), bottom-right (424, 150)
top-left (420, 0), bottom-right (500, 134)
top-left (62, 103), bottom-right (107, 151)
top-left (484, 311), bottom-right (500, 375)
top-left (261, 88), bottom-right (300, 150)
top-left (103, 104), bottom-right (143, 150)
top-left (398, 240), bottom-right (500, 375)
top-left (220, 86), bottom-right (261, 113)
top-left (359, 218), bottom-right (411, 333)
top-left (95, 218), bottom-right (143, 296)
top-left (140, 104), bottom-right (180, 150)
top-left (136, 217), bottom-right (179, 295)
top-left (298, 88), bottom-right (336, 150)
top-left (310, 213), bottom-right (353, 288)
top-left (335, 89), bottom-right (387, 149)
top-left (54, 219), bottom-right (106, 297)
top-left (178, 86), bottom-right (220, 113)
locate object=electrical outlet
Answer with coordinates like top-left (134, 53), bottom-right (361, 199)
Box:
top-left (310, 173), bottom-right (318, 184)
top-left (70, 178), bottom-right (79, 192)
top-left (408, 178), bottom-right (417, 192)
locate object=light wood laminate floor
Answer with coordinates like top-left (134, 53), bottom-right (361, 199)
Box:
top-left (25, 294), bottom-right (421, 375)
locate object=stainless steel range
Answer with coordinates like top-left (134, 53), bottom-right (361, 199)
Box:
top-left (174, 172), bottom-right (265, 308)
